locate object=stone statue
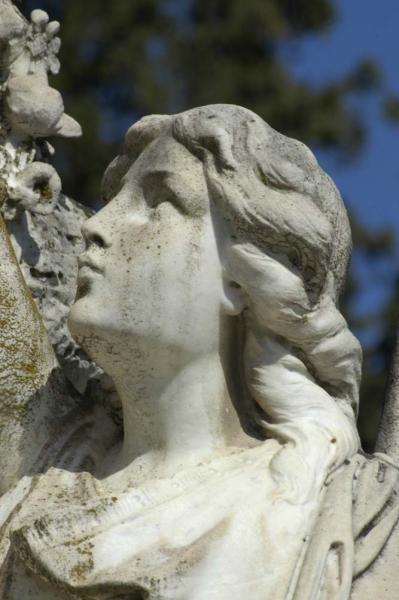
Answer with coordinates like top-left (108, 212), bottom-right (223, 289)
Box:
top-left (1, 4), bottom-right (399, 600)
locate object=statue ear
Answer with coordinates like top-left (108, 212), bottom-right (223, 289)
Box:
top-left (221, 278), bottom-right (245, 316)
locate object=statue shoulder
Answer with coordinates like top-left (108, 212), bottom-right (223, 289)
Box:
top-left (349, 453), bottom-right (399, 598)
top-left (296, 453), bottom-right (399, 599)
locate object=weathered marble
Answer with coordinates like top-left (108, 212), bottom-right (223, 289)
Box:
top-left (1, 3), bottom-right (399, 600)
top-left (0, 1), bottom-right (112, 399)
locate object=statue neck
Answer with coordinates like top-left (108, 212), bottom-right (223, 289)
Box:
top-left (110, 350), bottom-right (252, 479)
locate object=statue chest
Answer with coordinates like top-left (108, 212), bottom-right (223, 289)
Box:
top-left (0, 448), bottom-right (321, 599)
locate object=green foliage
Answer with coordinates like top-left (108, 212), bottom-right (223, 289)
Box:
top-left (384, 97), bottom-right (399, 122)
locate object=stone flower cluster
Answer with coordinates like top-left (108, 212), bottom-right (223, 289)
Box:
top-left (25, 8), bottom-right (61, 77)
top-left (0, 0), bottom-right (81, 214)
top-left (0, 3), bottom-right (81, 138)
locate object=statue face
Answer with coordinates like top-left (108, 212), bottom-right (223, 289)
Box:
top-left (69, 134), bottom-right (232, 374)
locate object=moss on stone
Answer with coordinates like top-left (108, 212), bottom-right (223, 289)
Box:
top-left (0, 176), bottom-right (8, 208)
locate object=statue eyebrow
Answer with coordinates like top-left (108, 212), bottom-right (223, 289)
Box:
top-left (141, 168), bottom-right (206, 217)
top-left (141, 169), bottom-right (178, 198)
top-left (141, 169), bottom-right (187, 213)
top-left (141, 169), bottom-right (173, 182)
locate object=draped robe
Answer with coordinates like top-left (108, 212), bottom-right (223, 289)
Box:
top-left (0, 423), bottom-right (398, 600)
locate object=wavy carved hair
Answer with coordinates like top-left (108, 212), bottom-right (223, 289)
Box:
top-left (103, 104), bottom-right (362, 502)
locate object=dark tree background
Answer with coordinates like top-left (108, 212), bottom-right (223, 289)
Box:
top-left (19, 0), bottom-right (399, 450)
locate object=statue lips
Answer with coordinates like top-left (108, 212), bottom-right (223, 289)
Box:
top-left (78, 253), bottom-right (104, 275)
top-left (76, 253), bottom-right (103, 296)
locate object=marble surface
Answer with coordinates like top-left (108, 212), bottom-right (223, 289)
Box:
top-left (1, 2), bottom-right (399, 598)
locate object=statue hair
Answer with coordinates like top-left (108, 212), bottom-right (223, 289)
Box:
top-left (103, 104), bottom-right (362, 503)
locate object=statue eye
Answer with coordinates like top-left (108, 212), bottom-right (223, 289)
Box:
top-left (142, 172), bottom-right (184, 213)
top-left (146, 188), bottom-right (173, 209)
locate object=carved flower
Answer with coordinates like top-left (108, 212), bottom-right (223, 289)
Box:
top-left (26, 9), bottom-right (61, 76)
top-left (0, 5), bottom-right (61, 78)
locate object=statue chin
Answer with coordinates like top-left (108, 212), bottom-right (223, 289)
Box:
top-left (68, 296), bottom-right (93, 341)
top-left (68, 295), bottom-right (148, 379)
top-left (67, 299), bottom-right (114, 370)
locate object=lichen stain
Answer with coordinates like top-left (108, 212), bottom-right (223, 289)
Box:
top-left (0, 212), bottom-right (55, 456)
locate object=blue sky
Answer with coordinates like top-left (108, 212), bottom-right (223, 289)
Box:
top-left (285, 0), bottom-right (399, 230)
top-left (282, 0), bottom-right (399, 347)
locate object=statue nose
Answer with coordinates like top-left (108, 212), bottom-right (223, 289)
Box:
top-left (81, 216), bottom-right (111, 249)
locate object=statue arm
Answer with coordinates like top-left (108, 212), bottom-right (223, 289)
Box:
top-left (0, 213), bottom-right (57, 494)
